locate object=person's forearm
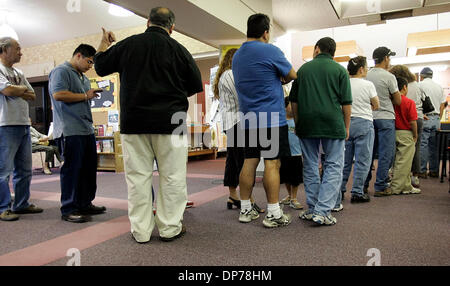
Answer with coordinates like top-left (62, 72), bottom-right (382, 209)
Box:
top-left (53, 91), bottom-right (87, 103)
top-left (292, 102), bottom-right (299, 126)
top-left (342, 104), bottom-right (351, 130)
top-left (410, 121), bottom-right (418, 140)
top-left (1, 85), bottom-right (28, 97)
top-left (97, 41), bottom-right (109, 53)
top-left (440, 103), bottom-right (445, 119)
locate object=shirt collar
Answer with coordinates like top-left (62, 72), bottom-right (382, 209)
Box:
top-left (145, 26), bottom-right (170, 37)
top-left (314, 53), bottom-right (333, 60)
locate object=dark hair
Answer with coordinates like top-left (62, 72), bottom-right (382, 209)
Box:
top-left (347, 56), bottom-right (367, 76)
top-left (284, 96), bottom-right (290, 108)
top-left (396, 76), bottom-right (408, 92)
top-left (72, 44), bottom-right (96, 58)
top-left (247, 14), bottom-right (270, 38)
top-left (149, 7), bottom-right (175, 30)
top-left (389, 65), bottom-right (416, 83)
top-left (314, 37), bottom-right (336, 57)
top-left (213, 48), bottom-right (238, 99)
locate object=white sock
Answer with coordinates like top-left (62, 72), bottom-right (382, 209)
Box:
top-left (267, 203), bottom-right (281, 218)
top-left (240, 200), bottom-right (252, 212)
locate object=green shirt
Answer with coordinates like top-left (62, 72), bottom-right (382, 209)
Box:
top-left (289, 53), bottom-right (352, 139)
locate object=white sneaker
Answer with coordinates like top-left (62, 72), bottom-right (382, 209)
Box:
top-left (299, 209), bottom-right (314, 221)
top-left (411, 176), bottom-right (420, 188)
top-left (262, 211), bottom-right (292, 228)
top-left (289, 200), bottom-right (303, 210)
top-left (332, 203), bottom-right (343, 212)
top-left (279, 196), bottom-right (291, 205)
top-left (239, 207), bottom-right (259, 223)
top-left (312, 213), bottom-right (337, 226)
top-left (402, 187), bottom-right (421, 195)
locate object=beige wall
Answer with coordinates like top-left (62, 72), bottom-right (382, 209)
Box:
top-left (16, 25), bottom-right (217, 78)
top-left (196, 58), bottom-right (219, 82)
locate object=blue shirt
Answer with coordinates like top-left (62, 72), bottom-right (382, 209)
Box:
top-left (232, 41), bottom-right (292, 129)
top-left (49, 62), bottom-right (94, 138)
top-left (287, 118), bottom-right (302, 156)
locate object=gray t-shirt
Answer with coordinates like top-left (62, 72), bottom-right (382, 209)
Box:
top-left (366, 67), bottom-right (399, 120)
top-left (0, 63), bottom-right (33, 126)
top-left (406, 81), bottom-right (423, 119)
top-left (49, 62), bottom-right (94, 138)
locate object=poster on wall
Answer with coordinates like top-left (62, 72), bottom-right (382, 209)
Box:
top-left (89, 74), bottom-right (119, 111)
top-left (220, 45), bottom-right (241, 62)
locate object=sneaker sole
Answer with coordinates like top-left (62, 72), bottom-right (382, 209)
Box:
top-left (262, 218), bottom-right (292, 228)
top-left (0, 216), bottom-right (19, 221)
top-left (312, 216), bottom-right (336, 226)
top-left (239, 214), bottom-right (259, 223)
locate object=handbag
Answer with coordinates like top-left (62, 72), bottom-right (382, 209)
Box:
top-left (421, 93), bottom-right (435, 114)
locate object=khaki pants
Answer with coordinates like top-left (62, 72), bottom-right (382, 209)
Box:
top-left (391, 130), bottom-right (415, 194)
top-left (121, 134), bottom-right (188, 242)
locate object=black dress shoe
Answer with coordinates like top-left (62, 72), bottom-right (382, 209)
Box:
top-left (351, 194), bottom-right (371, 203)
top-left (61, 212), bottom-right (90, 223)
top-left (79, 204), bottom-right (106, 215)
top-left (160, 225), bottom-right (186, 242)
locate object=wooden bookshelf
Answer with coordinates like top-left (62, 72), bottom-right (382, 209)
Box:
top-left (96, 132), bottom-right (124, 172)
top-left (188, 125), bottom-right (217, 160)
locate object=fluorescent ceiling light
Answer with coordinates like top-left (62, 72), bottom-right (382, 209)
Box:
top-left (0, 23), bottom-right (18, 40)
top-left (108, 4), bottom-right (134, 17)
top-left (391, 52), bottom-right (450, 65)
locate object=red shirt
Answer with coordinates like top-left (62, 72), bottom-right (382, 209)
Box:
top-left (395, 95), bottom-right (418, 130)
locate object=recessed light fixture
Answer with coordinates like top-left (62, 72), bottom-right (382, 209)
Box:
top-left (108, 3), bottom-right (134, 17)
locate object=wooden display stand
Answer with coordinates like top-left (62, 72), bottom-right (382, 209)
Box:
top-left (96, 132), bottom-right (124, 172)
top-left (188, 125), bottom-right (217, 160)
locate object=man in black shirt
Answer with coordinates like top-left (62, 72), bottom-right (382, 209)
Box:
top-left (94, 7), bottom-right (203, 243)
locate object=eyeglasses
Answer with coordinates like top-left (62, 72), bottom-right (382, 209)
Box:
top-left (83, 56), bottom-right (94, 65)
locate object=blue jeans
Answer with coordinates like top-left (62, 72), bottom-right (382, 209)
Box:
top-left (365, 119), bottom-right (395, 192)
top-left (300, 138), bottom-right (344, 216)
top-left (339, 118), bottom-right (374, 202)
top-left (0, 126), bottom-right (32, 212)
top-left (420, 115), bottom-right (440, 173)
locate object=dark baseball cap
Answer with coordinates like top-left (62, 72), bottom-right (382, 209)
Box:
top-left (372, 46), bottom-right (396, 61)
top-left (420, 67), bottom-right (433, 76)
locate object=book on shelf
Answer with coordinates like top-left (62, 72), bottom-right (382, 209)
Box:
top-left (96, 141), bottom-right (102, 153)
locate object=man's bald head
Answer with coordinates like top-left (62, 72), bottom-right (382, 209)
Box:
top-left (149, 7), bottom-right (175, 30)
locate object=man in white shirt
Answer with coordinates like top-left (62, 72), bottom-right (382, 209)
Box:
top-left (418, 67), bottom-right (446, 178)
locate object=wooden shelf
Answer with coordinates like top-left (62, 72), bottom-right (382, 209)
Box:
top-left (97, 166), bottom-right (116, 171)
top-left (189, 125), bottom-right (210, 133)
top-left (188, 148), bottom-right (217, 160)
top-left (96, 132), bottom-right (124, 172)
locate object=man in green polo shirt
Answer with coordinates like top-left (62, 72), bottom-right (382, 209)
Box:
top-left (289, 37), bottom-right (352, 226)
